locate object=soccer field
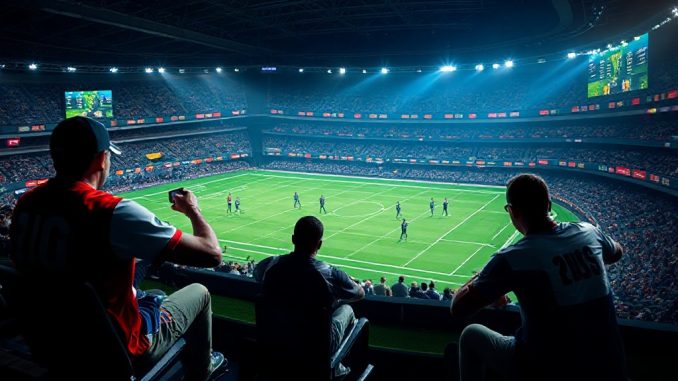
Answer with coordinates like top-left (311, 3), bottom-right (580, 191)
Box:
top-left (120, 170), bottom-right (578, 290)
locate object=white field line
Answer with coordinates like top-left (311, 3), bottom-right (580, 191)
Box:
top-left (439, 238), bottom-right (496, 248)
top-left (402, 194), bottom-right (500, 267)
top-left (344, 209), bottom-right (431, 258)
top-left (207, 178), bottom-right (309, 220)
top-left (449, 246), bottom-right (485, 275)
top-left (231, 184), bottom-right (392, 244)
top-left (218, 176), bottom-right (341, 216)
top-left (221, 182), bottom-right (368, 233)
top-left (252, 171), bottom-right (503, 194)
top-left (221, 238), bottom-right (469, 279)
top-left (341, 231), bottom-right (496, 249)
top-left (219, 239), bottom-right (287, 252)
top-left (341, 231), bottom-right (431, 245)
top-left (322, 186), bottom-right (401, 241)
top-left (501, 230), bottom-right (521, 250)
top-left (199, 175), bottom-right (283, 199)
top-left (343, 188), bottom-right (474, 258)
top-left (336, 186), bottom-right (436, 256)
top-left (251, 225), bottom-right (295, 242)
top-left (223, 247), bottom-right (464, 285)
top-left (492, 222), bottom-right (513, 240)
top-left (128, 173), bottom-right (248, 199)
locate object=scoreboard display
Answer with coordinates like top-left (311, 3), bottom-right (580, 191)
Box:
top-left (65, 90), bottom-right (113, 119)
top-left (587, 33), bottom-right (648, 98)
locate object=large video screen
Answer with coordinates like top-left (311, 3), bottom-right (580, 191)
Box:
top-left (65, 90), bottom-right (113, 118)
top-left (587, 33), bottom-right (648, 98)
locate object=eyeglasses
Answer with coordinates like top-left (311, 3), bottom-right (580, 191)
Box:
top-left (503, 203), bottom-right (512, 213)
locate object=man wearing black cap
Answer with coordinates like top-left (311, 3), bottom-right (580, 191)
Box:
top-left (10, 116), bottom-right (226, 380)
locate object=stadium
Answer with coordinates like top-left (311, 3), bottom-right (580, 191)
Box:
top-left (0, 1), bottom-right (676, 380)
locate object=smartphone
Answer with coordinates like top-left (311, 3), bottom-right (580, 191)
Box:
top-left (168, 187), bottom-right (185, 203)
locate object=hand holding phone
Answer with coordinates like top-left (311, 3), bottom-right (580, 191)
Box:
top-left (170, 188), bottom-right (200, 216)
top-left (168, 187), bottom-right (185, 203)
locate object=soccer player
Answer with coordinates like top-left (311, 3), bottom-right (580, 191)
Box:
top-left (395, 201), bottom-right (402, 219)
top-left (429, 198), bottom-right (435, 216)
top-left (443, 197), bottom-right (449, 216)
top-left (294, 191), bottom-right (301, 208)
top-left (319, 194), bottom-right (327, 214)
top-left (235, 196), bottom-right (241, 214)
top-left (226, 192), bottom-right (232, 213)
top-left (399, 219), bottom-right (408, 241)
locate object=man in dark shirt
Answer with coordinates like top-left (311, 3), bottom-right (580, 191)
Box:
top-left (254, 216), bottom-right (364, 355)
top-left (450, 174), bottom-right (626, 381)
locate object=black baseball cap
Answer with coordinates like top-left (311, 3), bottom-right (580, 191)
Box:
top-left (50, 116), bottom-right (121, 158)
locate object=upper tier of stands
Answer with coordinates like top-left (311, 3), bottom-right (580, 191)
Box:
top-left (265, 59), bottom-right (678, 114)
top-left (262, 136), bottom-right (678, 178)
top-left (0, 75), bottom-right (247, 127)
top-left (266, 117), bottom-right (678, 142)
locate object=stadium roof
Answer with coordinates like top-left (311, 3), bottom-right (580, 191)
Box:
top-left (0, 0), bottom-right (675, 68)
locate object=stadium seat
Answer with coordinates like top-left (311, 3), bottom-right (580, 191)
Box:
top-left (0, 264), bottom-right (186, 381)
top-left (254, 268), bottom-right (372, 381)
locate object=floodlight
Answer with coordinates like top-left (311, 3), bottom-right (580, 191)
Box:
top-left (380, 67), bottom-right (389, 74)
top-left (475, 64), bottom-right (484, 71)
top-left (339, 67), bottom-right (346, 74)
top-left (504, 60), bottom-right (514, 68)
top-left (28, 63), bottom-right (38, 70)
top-left (145, 67), bottom-right (154, 73)
top-left (109, 67), bottom-right (118, 73)
top-left (567, 52), bottom-right (576, 59)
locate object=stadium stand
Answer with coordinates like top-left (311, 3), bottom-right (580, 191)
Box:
top-left (1, 3), bottom-right (677, 379)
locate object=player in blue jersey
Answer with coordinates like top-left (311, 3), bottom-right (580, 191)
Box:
top-left (442, 197), bottom-right (449, 216)
top-left (395, 201), bottom-right (402, 219)
top-left (293, 191), bottom-right (301, 208)
top-left (451, 174), bottom-right (626, 381)
top-left (234, 196), bottom-right (241, 214)
top-left (429, 198), bottom-right (435, 216)
top-left (399, 219), bottom-right (408, 241)
top-left (319, 194), bottom-right (327, 214)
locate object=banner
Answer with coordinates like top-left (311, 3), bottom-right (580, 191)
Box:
top-left (145, 152), bottom-right (163, 160)
top-left (632, 169), bottom-right (647, 180)
top-left (615, 166), bottom-right (631, 176)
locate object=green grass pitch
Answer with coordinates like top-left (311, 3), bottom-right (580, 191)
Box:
top-left (121, 169), bottom-right (578, 290)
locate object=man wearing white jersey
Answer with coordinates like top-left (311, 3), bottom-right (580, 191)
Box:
top-left (451, 174), bottom-right (626, 381)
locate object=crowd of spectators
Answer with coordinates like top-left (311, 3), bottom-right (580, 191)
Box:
top-left (267, 117), bottom-right (678, 141)
top-left (0, 77), bottom-right (247, 127)
top-left (266, 58), bottom-right (678, 114)
top-left (0, 131), bottom-right (251, 184)
top-left (263, 136), bottom-right (678, 177)
top-left (260, 159), bottom-right (677, 323)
